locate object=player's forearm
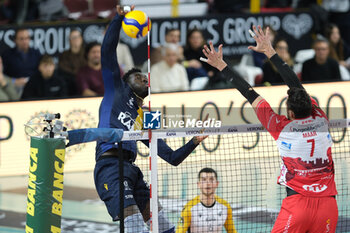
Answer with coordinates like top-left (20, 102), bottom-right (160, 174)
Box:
top-left (101, 14), bottom-right (123, 68)
top-left (221, 66), bottom-right (259, 104)
top-left (157, 139), bottom-right (198, 166)
top-left (269, 54), bottom-right (303, 89)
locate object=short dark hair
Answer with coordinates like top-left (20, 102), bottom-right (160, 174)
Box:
top-left (40, 54), bottom-right (55, 65)
top-left (166, 28), bottom-right (180, 35)
top-left (198, 167), bottom-right (217, 180)
top-left (287, 87), bottom-right (312, 118)
top-left (312, 37), bottom-right (329, 48)
top-left (84, 41), bottom-right (101, 59)
top-left (122, 68), bottom-right (142, 82)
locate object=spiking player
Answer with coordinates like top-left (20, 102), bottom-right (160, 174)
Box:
top-left (95, 5), bottom-right (207, 233)
top-left (201, 26), bottom-right (338, 233)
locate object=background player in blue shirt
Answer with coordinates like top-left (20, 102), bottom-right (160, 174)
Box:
top-left (94, 5), bottom-right (207, 233)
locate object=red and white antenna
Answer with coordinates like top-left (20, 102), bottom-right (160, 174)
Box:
top-left (147, 16), bottom-right (159, 233)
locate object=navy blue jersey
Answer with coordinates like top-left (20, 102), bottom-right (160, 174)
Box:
top-left (96, 14), bottom-right (198, 164)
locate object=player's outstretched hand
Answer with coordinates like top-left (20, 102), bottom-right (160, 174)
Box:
top-left (116, 5), bottom-right (135, 16)
top-left (247, 25), bottom-right (276, 58)
top-left (193, 135), bottom-right (208, 145)
top-left (202, 41), bottom-right (227, 71)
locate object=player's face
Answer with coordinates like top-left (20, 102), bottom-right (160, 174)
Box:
top-left (198, 172), bottom-right (218, 197)
top-left (128, 72), bottom-right (148, 98)
top-left (15, 30), bottom-right (30, 52)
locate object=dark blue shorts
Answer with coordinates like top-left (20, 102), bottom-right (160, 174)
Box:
top-left (94, 157), bottom-right (149, 221)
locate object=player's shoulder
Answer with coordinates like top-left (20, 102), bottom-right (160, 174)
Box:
top-left (215, 195), bottom-right (231, 208)
top-left (184, 196), bottom-right (201, 210)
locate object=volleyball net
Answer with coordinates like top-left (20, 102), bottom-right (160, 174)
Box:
top-left (123, 118), bottom-right (350, 233)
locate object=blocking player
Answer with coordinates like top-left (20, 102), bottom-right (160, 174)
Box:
top-left (176, 168), bottom-right (237, 233)
top-left (201, 26), bottom-right (338, 233)
top-left (95, 5), bottom-right (207, 233)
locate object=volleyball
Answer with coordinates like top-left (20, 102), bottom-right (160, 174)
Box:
top-left (122, 10), bottom-right (151, 38)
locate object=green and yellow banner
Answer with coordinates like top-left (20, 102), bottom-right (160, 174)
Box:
top-left (25, 137), bottom-right (66, 233)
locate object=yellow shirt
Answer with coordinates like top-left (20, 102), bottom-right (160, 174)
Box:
top-left (176, 195), bottom-right (237, 233)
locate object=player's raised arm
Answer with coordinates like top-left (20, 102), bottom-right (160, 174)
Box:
top-left (101, 5), bottom-right (134, 88)
top-left (202, 41), bottom-right (261, 107)
top-left (248, 25), bottom-right (303, 89)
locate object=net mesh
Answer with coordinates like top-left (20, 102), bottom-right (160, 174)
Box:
top-left (128, 120), bottom-right (350, 233)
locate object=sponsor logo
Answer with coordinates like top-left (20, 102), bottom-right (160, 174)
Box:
top-left (125, 194), bottom-right (134, 199)
top-left (325, 219), bottom-right (331, 233)
top-left (124, 181), bottom-right (132, 191)
top-left (178, 217), bottom-right (184, 226)
top-left (129, 132), bottom-right (142, 137)
top-left (127, 97), bottom-right (134, 108)
top-left (302, 184), bottom-right (327, 193)
top-left (143, 111), bottom-right (161, 129)
top-left (282, 13), bottom-right (313, 39)
top-left (247, 126), bottom-right (264, 131)
top-left (163, 118), bottom-right (221, 128)
top-left (166, 131), bottom-right (176, 136)
top-left (118, 111), bottom-right (135, 130)
top-left (281, 141), bottom-right (292, 150)
top-left (185, 130), bottom-right (201, 135)
top-left (228, 127), bottom-right (238, 132)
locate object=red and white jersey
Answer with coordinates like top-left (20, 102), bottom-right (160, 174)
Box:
top-left (255, 98), bottom-right (337, 197)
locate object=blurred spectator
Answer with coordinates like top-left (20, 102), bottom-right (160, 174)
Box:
top-left (0, 0), bottom-right (38, 24)
top-left (324, 23), bottom-right (350, 70)
top-left (253, 26), bottom-right (277, 68)
top-left (184, 28), bottom-right (212, 78)
top-left (211, 0), bottom-right (249, 13)
top-left (302, 38), bottom-right (341, 82)
top-left (0, 56), bottom-right (19, 101)
top-left (326, 0), bottom-right (350, 45)
top-left (21, 55), bottom-right (67, 99)
top-left (184, 28), bottom-right (233, 89)
top-left (150, 43), bottom-right (189, 93)
top-left (58, 28), bottom-right (86, 96)
top-left (151, 28), bottom-right (184, 66)
top-left (117, 42), bottom-right (134, 73)
top-left (37, 0), bottom-right (68, 22)
top-left (76, 42), bottom-right (103, 96)
top-left (262, 38), bottom-right (294, 85)
top-left (1, 28), bottom-right (41, 94)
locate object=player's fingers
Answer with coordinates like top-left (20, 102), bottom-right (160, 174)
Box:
top-left (258, 25), bottom-right (264, 37)
top-left (209, 41), bottom-right (215, 54)
top-left (202, 48), bottom-right (209, 57)
top-left (203, 44), bottom-right (211, 55)
top-left (130, 5), bottom-right (135, 11)
top-left (253, 25), bottom-right (261, 38)
top-left (248, 45), bottom-right (257, 51)
top-left (265, 27), bottom-right (270, 38)
top-left (218, 44), bottom-right (223, 56)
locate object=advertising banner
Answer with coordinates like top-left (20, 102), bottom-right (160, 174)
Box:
top-left (0, 12), bottom-right (313, 65)
top-left (0, 82), bottom-right (348, 176)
